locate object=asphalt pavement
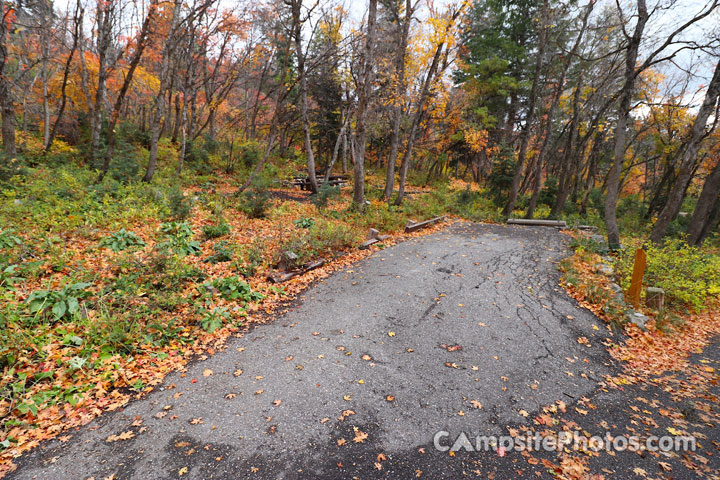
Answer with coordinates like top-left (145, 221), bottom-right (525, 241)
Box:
top-left (10, 223), bottom-right (617, 479)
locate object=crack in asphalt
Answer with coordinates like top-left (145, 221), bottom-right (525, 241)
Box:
top-left (10, 222), bottom-right (614, 480)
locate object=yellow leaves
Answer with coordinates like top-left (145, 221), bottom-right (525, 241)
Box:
top-left (470, 400), bottom-right (482, 409)
top-left (338, 410), bottom-right (355, 421)
top-left (178, 466), bottom-right (188, 476)
top-left (667, 427), bottom-right (683, 436)
top-left (463, 128), bottom-right (491, 154)
top-left (352, 427), bottom-right (368, 444)
top-left (189, 418), bottom-right (203, 425)
top-left (387, 331), bottom-right (396, 337)
top-left (202, 368), bottom-right (213, 377)
top-left (106, 430), bottom-right (135, 442)
top-left (233, 369), bottom-right (243, 376)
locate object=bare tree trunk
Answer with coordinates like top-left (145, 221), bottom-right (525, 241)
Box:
top-left (172, 94), bottom-right (181, 142)
top-left (46, 0), bottom-right (83, 152)
top-left (324, 108), bottom-right (350, 183)
top-left (40, 0), bottom-right (51, 147)
top-left (0, 0), bottom-right (16, 159)
top-left (650, 59), bottom-right (720, 243)
top-left (688, 157), bottom-right (720, 245)
top-left (395, 6), bottom-right (464, 205)
top-left (143, 0), bottom-right (182, 182)
top-left (341, 127), bottom-right (348, 173)
top-left (98, 0), bottom-right (158, 180)
top-left (78, 18), bottom-right (92, 114)
top-left (383, 0), bottom-right (413, 200)
top-left (90, 0), bottom-right (113, 167)
top-left (604, 0), bottom-right (648, 249)
top-left (291, 0), bottom-right (319, 194)
top-left (352, 0), bottom-right (379, 206)
top-left (526, 0), bottom-right (593, 219)
top-left (176, 103), bottom-right (187, 175)
top-left (503, 0), bottom-right (549, 216)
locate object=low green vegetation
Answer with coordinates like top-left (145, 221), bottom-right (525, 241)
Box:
top-left (614, 238), bottom-right (720, 310)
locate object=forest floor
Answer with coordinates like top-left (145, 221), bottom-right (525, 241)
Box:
top-left (7, 222), bottom-right (719, 479)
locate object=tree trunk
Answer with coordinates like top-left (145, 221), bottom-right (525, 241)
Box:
top-left (324, 108), bottom-right (350, 183)
top-left (649, 59), bottom-right (720, 243)
top-left (395, 6), bottom-right (464, 205)
top-left (604, 0), bottom-right (648, 249)
top-left (503, 0), bottom-right (549, 216)
top-left (172, 94), bottom-right (181, 143)
top-left (382, 0), bottom-right (412, 201)
top-left (90, 0), bottom-right (113, 167)
top-left (0, 0), bottom-right (16, 159)
top-left (527, 1), bottom-right (592, 219)
top-left (99, 0), bottom-right (158, 180)
top-left (688, 157), bottom-right (720, 245)
top-left (46, 1), bottom-right (83, 152)
top-left (176, 101), bottom-right (187, 175)
top-left (352, 0), bottom-right (379, 206)
top-left (291, 0), bottom-right (319, 194)
top-left (143, 0), bottom-right (182, 182)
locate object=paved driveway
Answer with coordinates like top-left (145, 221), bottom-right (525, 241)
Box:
top-left (11, 223), bottom-right (612, 479)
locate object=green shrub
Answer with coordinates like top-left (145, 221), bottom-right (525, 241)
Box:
top-left (159, 222), bottom-right (201, 257)
top-left (168, 187), bottom-right (193, 220)
top-left (88, 313), bottom-right (140, 356)
top-left (309, 220), bottom-right (359, 253)
top-left (486, 144), bottom-right (516, 205)
top-left (0, 229), bottom-right (22, 250)
top-left (614, 238), bottom-right (720, 309)
top-left (278, 220), bottom-right (359, 268)
top-left (0, 265), bottom-right (20, 290)
top-left (99, 228), bottom-right (146, 252)
top-left (539, 175), bottom-right (558, 207)
top-left (569, 236), bottom-right (606, 255)
top-left (0, 153), bottom-right (26, 182)
top-left (238, 189), bottom-right (270, 219)
top-left (311, 183), bottom-right (340, 208)
top-left (240, 141), bottom-right (261, 168)
top-left (293, 217), bottom-right (316, 229)
top-left (210, 276), bottom-right (264, 303)
top-left (108, 142), bottom-right (141, 184)
top-left (202, 220), bottom-right (230, 239)
top-left (26, 282), bottom-right (92, 324)
top-left (144, 318), bottom-right (187, 347)
top-left (204, 240), bottom-right (234, 264)
top-left (234, 239), bottom-right (265, 277)
top-left (198, 306), bottom-right (230, 333)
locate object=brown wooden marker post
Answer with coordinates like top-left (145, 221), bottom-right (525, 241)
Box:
top-left (628, 249), bottom-right (646, 308)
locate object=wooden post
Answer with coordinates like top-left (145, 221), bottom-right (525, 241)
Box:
top-left (627, 249), bottom-right (646, 308)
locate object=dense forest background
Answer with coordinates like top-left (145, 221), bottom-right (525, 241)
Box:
top-left (0, 0), bottom-right (718, 245)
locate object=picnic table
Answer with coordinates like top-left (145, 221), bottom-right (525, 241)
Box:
top-left (291, 173), bottom-right (349, 191)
